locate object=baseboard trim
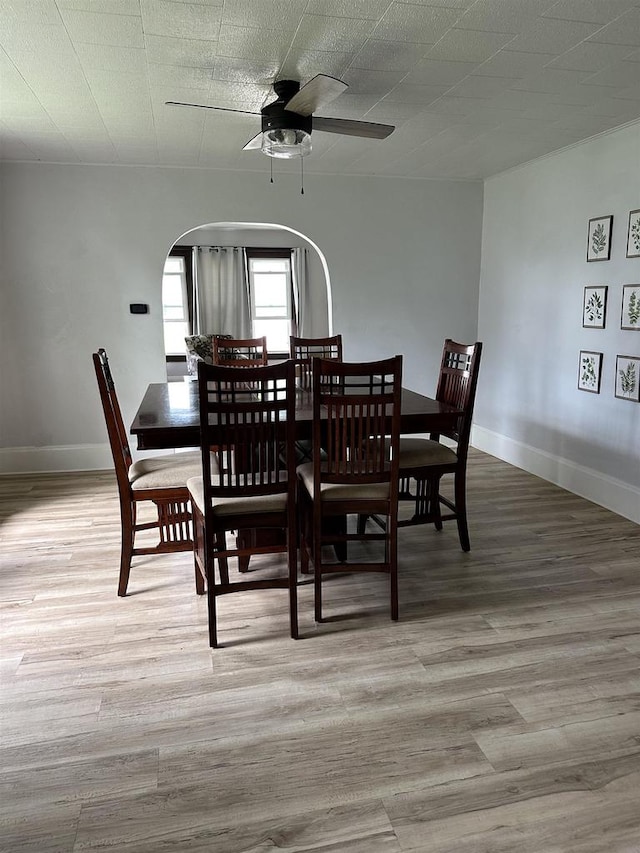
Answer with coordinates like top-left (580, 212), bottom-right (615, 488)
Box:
top-left (2, 434), bottom-right (638, 526)
top-left (0, 443), bottom-right (199, 475)
top-left (0, 444), bottom-right (115, 474)
top-left (472, 425), bottom-right (640, 525)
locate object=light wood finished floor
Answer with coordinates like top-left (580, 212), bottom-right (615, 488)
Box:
top-left (1, 450), bottom-right (640, 852)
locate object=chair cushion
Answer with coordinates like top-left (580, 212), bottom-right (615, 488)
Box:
top-left (187, 476), bottom-right (288, 516)
top-left (297, 463), bottom-right (390, 502)
top-left (397, 437), bottom-right (457, 469)
top-left (128, 451), bottom-right (202, 491)
top-left (184, 334), bottom-right (214, 364)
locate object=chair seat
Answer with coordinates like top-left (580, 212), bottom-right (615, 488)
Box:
top-left (129, 451), bottom-right (202, 490)
top-left (297, 462), bottom-right (390, 502)
top-left (397, 437), bottom-right (457, 469)
top-left (187, 476), bottom-right (288, 516)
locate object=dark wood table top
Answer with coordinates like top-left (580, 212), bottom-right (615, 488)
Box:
top-left (131, 380), bottom-right (462, 450)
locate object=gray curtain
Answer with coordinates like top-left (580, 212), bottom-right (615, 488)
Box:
top-left (291, 247), bottom-right (312, 337)
top-left (193, 246), bottom-right (251, 337)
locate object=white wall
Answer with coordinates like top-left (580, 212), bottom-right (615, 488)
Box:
top-left (174, 223), bottom-right (329, 337)
top-left (476, 121), bottom-right (640, 523)
top-left (0, 163), bottom-right (482, 472)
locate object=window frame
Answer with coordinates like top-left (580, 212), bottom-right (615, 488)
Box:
top-left (246, 247), bottom-right (295, 357)
top-left (162, 247), bottom-right (193, 362)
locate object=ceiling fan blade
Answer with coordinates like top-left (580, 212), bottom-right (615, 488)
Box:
top-left (284, 75), bottom-right (348, 116)
top-left (165, 101), bottom-right (260, 116)
top-left (312, 116), bottom-right (395, 139)
top-left (242, 132), bottom-right (263, 151)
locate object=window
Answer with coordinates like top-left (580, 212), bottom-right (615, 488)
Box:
top-left (162, 249), bottom-right (192, 356)
top-left (247, 252), bottom-right (293, 354)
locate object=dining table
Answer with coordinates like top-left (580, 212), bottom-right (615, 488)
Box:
top-left (130, 376), bottom-right (463, 567)
top-left (130, 379), bottom-right (463, 450)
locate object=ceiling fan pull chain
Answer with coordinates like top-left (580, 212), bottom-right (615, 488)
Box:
top-left (301, 157), bottom-right (304, 195)
top-left (270, 158), bottom-right (274, 184)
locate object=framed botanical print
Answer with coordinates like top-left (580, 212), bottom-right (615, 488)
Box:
top-left (587, 215), bottom-right (612, 262)
top-left (578, 351), bottom-right (602, 393)
top-left (582, 285), bottom-right (607, 328)
top-left (621, 284), bottom-right (640, 330)
top-left (615, 355), bottom-right (640, 402)
top-left (627, 209), bottom-right (640, 258)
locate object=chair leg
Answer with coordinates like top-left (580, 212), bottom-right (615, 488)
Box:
top-left (327, 515), bottom-right (347, 562)
top-left (215, 532), bottom-right (230, 584)
top-left (429, 478), bottom-right (443, 531)
top-left (313, 526), bottom-right (324, 623)
top-left (237, 529), bottom-right (253, 572)
top-left (206, 571), bottom-right (218, 648)
top-left (299, 490), bottom-right (313, 575)
top-left (194, 560), bottom-right (205, 595)
top-left (203, 530), bottom-right (220, 647)
top-left (315, 510), bottom-right (399, 624)
top-left (287, 522), bottom-right (299, 640)
top-left (390, 520), bottom-right (399, 622)
top-left (117, 499), bottom-right (135, 597)
top-left (454, 471), bottom-right (471, 552)
top-left (191, 503), bottom-right (206, 595)
top-left (314, 563), bottom-right (323, 623)
top-left (300, 531), bottom-right (310, 575)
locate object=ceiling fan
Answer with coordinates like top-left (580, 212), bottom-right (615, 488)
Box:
top-left (166, 74), bottom-right (395, 160)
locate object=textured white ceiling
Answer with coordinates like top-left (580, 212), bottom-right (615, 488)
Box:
top-left (1, 0), bottom-right (640, 179)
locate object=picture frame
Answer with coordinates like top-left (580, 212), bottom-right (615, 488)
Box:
top-left (621, 284), bottom-right (640, 330)
top-left (578, 351), bottom-right (603, 393)
top-left (615, 355), bottom-right (640, 402)
top-left (587, 215), bottom-right (613, 262)
top-left (626, 209), bottom-right (640, 258)
top-left (582, 285), bottom-right (607, 328)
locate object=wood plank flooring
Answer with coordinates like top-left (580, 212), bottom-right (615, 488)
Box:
top-left (1, 449), bottom-right (639, 852)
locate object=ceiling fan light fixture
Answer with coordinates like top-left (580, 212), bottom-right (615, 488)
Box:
top-left (261, 127), bottom-right (311, 159)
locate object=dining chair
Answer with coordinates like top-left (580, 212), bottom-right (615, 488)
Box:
top-left (289, 334), bottom-right (343, 390)
top-left (289, 334), bottom-right (343, 466)
top-left (297, 355), bottom-right (403, 624)
top-left (212, 336), bottom-right (268, 367)
top-left (187, 359), bottom-right (298, 648)
top-left (92, 349), bottom-right (203, 597)
top-left (395, 339), bottom-right (483, 551)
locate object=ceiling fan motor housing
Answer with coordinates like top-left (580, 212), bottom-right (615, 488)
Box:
top-left (261, 108), bottom-right (312, 135)
top-left (261, 80), bottom-right (312, 134)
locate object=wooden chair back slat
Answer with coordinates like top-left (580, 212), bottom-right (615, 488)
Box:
top-left (212, 336), bottom-right (268, 367)
top-left (290, 334), bottom-right (343, 390)
top-left (197, 360), bottom-right (296, 499)
top-left (434, 339), bottom-right (482, 453)
top-left (93, 349), bottom-right (132, 493)
top-left (313, 357), bottom-right (402, 486)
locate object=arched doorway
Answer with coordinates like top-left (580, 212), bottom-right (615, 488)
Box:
top-left (161, 221), bottom-right (332, 378)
